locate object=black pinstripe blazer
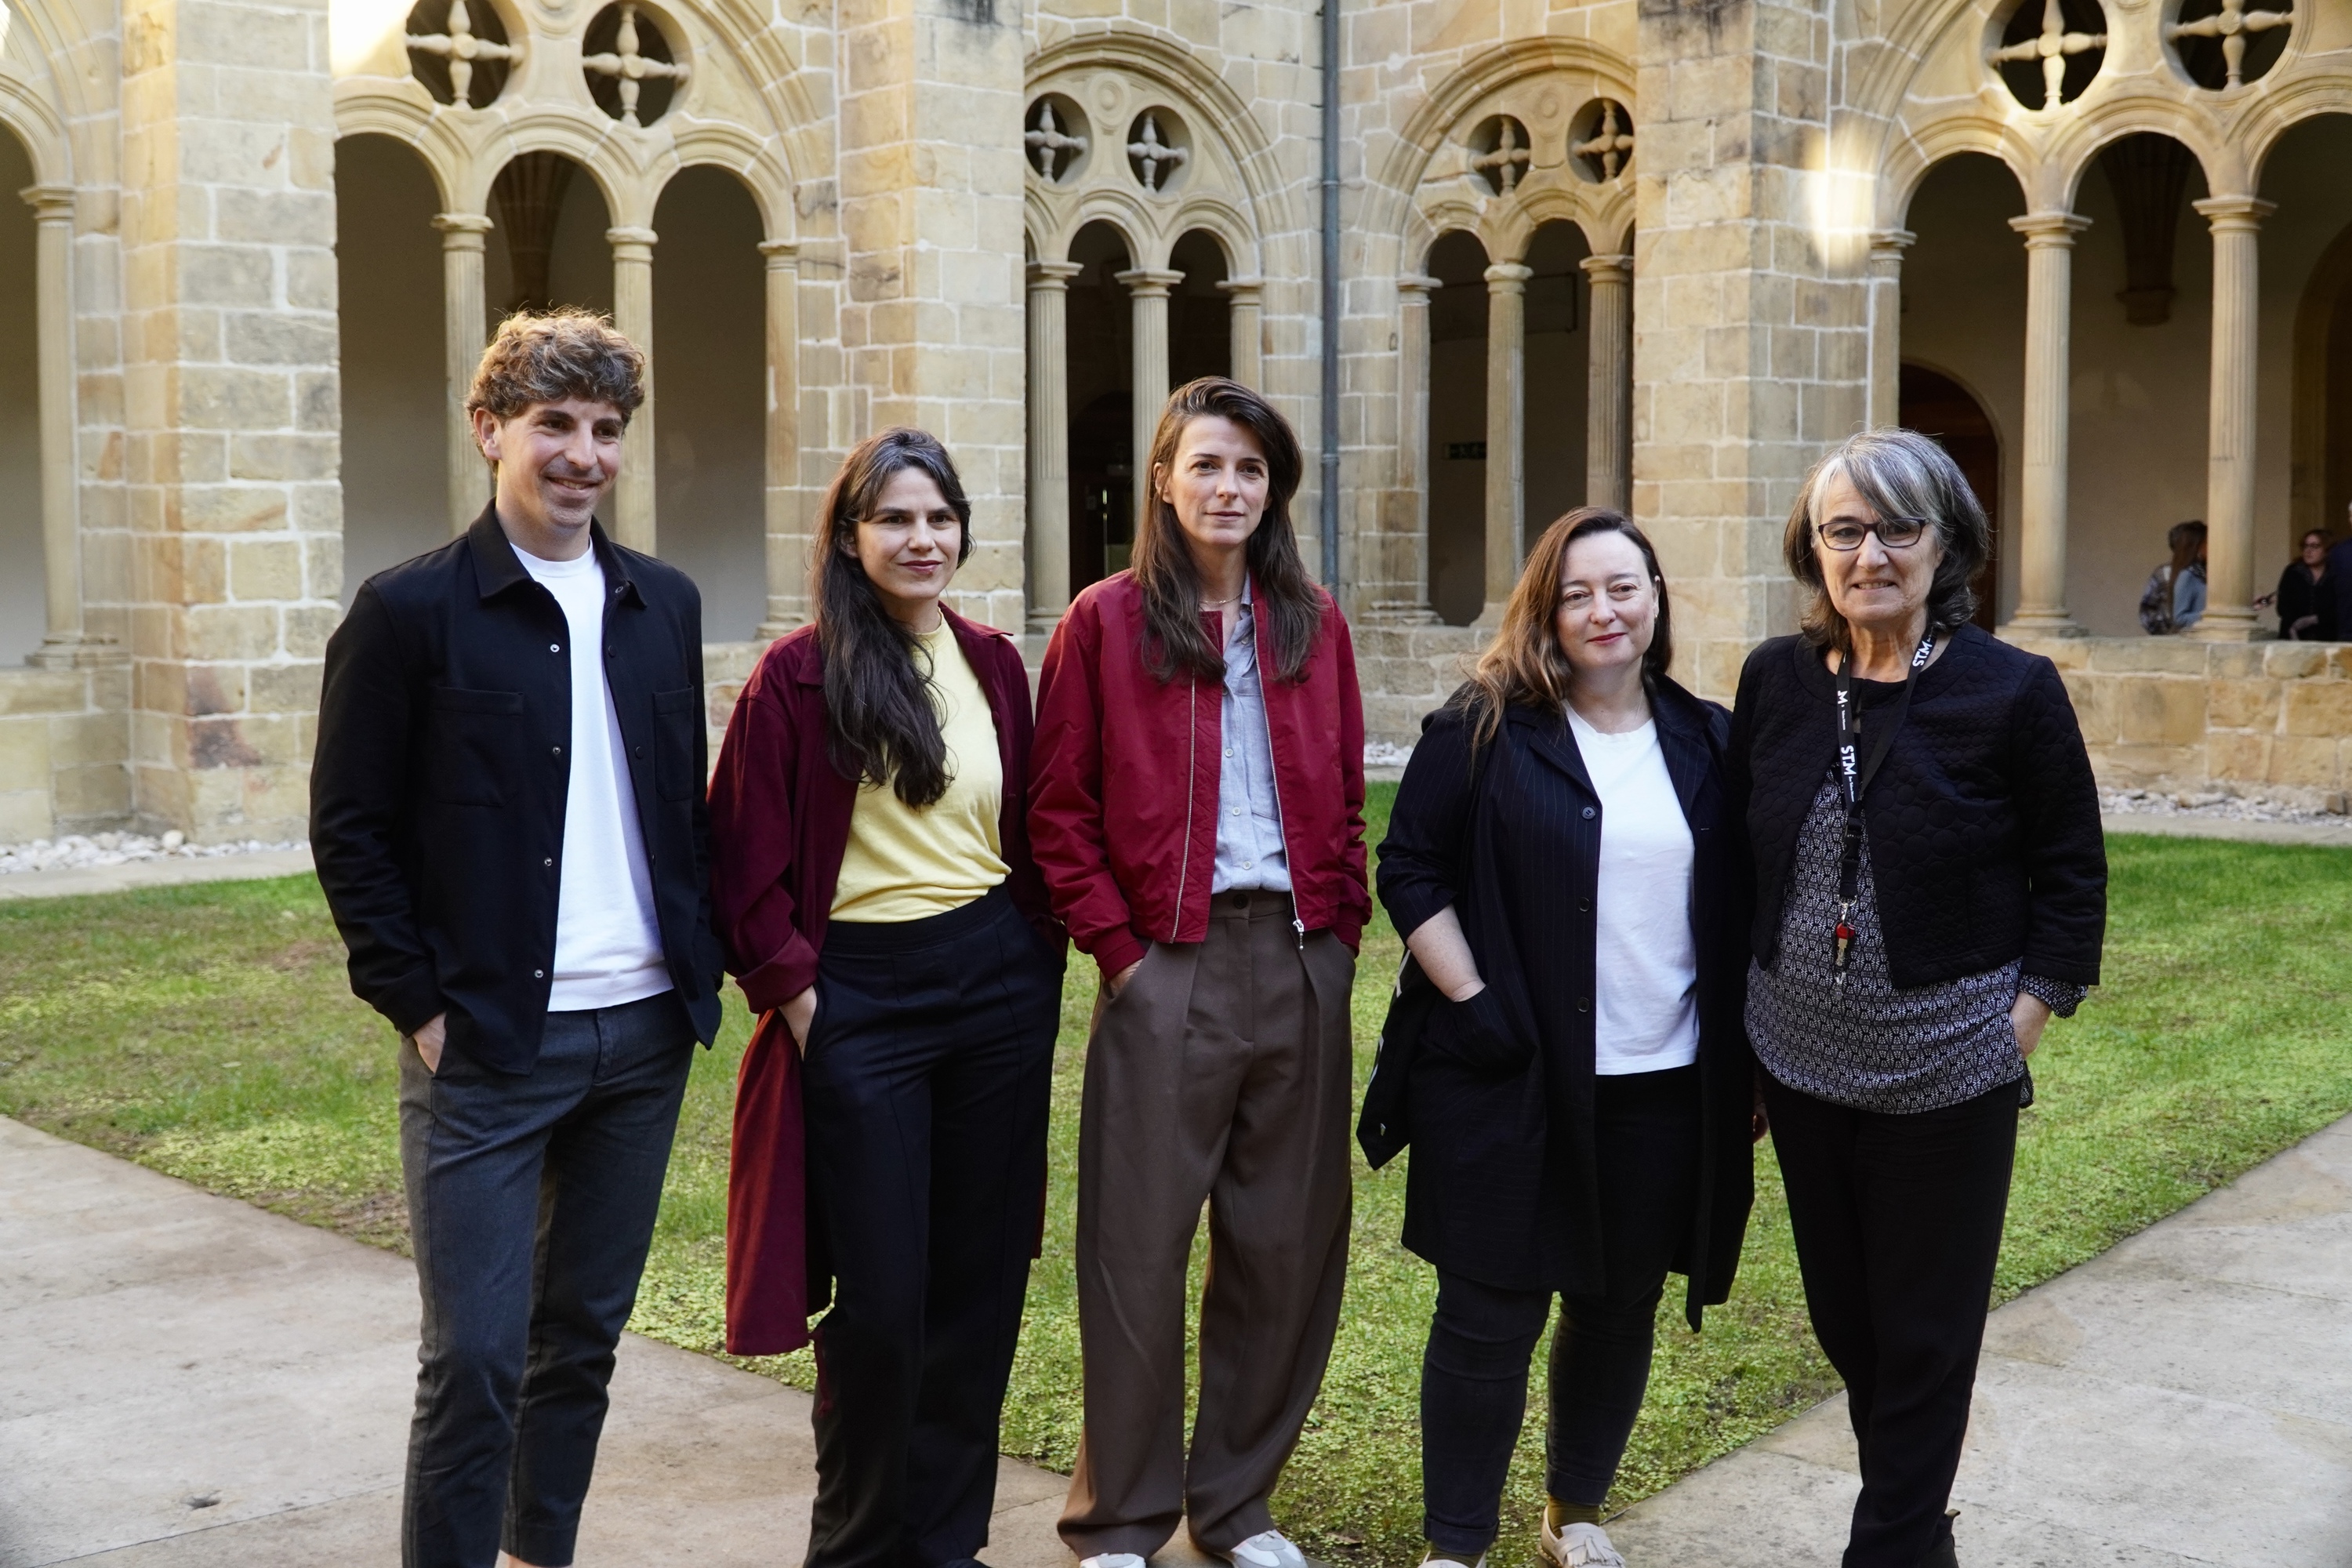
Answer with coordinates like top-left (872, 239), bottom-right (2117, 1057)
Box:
top-left (1376, 677), bottom-right (1755, 1323)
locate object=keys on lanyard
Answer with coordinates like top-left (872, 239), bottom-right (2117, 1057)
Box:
top-left (1831, 629), bottom-right (1937, 987)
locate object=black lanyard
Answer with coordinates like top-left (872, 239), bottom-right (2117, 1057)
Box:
top-left (1829, 629), bottom-right (1937, 985)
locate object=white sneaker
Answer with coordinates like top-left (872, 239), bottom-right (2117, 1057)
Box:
top-left (1223, 1530), bottom-right (1308, 1568)
top-left (1540, 1519), bottom-right (1626, 1568)
top-left (1079, 1556), bottom-right (1145, 1568)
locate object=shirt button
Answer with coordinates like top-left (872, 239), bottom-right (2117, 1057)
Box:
top-left (1242, 860), bottom-right (1253, 869)
top-left (1581, 807), bottom-right (1596, 820)
top-left (1225, 749), bottom-right (1233, 757)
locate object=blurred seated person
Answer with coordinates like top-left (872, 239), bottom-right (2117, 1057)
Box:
top-left (2259, 531), bottom-right (2335, 641)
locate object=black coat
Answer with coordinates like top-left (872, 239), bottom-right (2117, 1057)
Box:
top-left (2275, 561), bottom-right (2334, 641)
top-left (1373, 678), bottom-right (1755, 1327)
top-left (312, 507), bottom-right (726, 1073)
top-left (1728, 624), bottom-right (2105, 990)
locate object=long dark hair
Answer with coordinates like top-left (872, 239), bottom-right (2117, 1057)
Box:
top-left (1784, 428), bottom-right (1992, 654)
top-left (808, 428), bottom-right (975, 807)
top-left (1450, 508), bottom-right (1675, 753)
top-left (1131, 377), bottom-right (1323, 684)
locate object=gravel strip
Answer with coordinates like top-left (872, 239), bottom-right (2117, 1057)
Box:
top-left (2101, 788), bottom-right (2350, 826)
top-left (0, 833), bottom-right (307, 876)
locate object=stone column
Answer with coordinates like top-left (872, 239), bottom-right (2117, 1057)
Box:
top-left (432, 212), bottom-right (494, 535)
top-left (1217, 276), bottom-right (1264, 389)
top-left (23, 185), bottom-right (87, 665)
top-left (1866, 229), bottom-right (1914, 430)
top-left (1375, 274), bottom-right (1440, 623)
top-left (2191, 195), bottom-right (2274, 642)
top-left (1483, 261), bottom-right (1531, 613)
top-left (756, 239), bottom-right (804, 640)
top-left (607, 225), bottom-right (658, 553)
top-left (1025, 260), bottom-right (1083, 632)
top-left (1580, 252), bottom-right (1633, 515)
top-left (2005, 212), bottom-right (2091, 634)
top-left (1117, 267), bottom-right (1184, 495)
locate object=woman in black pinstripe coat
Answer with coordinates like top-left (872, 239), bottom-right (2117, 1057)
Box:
top-left (1374, 509), bottom-right (1756, 1568)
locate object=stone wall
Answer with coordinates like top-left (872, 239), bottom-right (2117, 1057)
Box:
top-left (0, 662), bottom-right (130, 841)
top-left (2015, 633), bottom-right (2352, 808)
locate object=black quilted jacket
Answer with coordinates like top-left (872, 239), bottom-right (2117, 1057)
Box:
top-left (1726, 625), bottom-right (2106, 990)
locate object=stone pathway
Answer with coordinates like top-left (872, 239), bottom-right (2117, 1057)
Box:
top-left (1610, 1111), bottom-right (2352, 1566)
top-left (0, 1116), bottom-right (1080, 1567)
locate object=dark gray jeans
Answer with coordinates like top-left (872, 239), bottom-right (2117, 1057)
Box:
top-left (397, 990), bottom-right (695, 1568)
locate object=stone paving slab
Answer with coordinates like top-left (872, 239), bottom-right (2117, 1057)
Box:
top-left (1609, 1114), bottom-right (2352, 1567)
top-left (0, 849), bottom-right (315, 902)
top-left (2099, 812), bottom-right (2352, 848)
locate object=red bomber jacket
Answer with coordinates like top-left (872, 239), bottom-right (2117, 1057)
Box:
top-left (1028, 571), bottom-right (1370, 982)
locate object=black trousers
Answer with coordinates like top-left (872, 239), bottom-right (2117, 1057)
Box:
top-left (1761, 1072), bottom-right (2020, 1568)
top-left (1419, 1065), bottom-right (1700, 1555)
top-left (397, 989), bottom-right (695, 1568)
top-left (801, 885), bottom-right (1064, 1568)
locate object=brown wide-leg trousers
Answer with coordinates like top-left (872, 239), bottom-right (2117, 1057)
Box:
top-left (1058, 889), bottom-right (1357, 1558)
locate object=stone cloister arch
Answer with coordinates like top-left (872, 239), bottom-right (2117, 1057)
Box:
top-left (0, 67), bottom-right (84, 672)
top-left (1864, 0), bottom-right (2352, 641)
top-left (329, 0), bottom-right (815, 636)
top-left (1018, 33), bottom-right (1292, 630)
top-left (1366, 38), bottom-right (1638, 627)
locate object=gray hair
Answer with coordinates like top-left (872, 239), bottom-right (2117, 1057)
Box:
top-left (1782, 428), bottom-right (1991, 649)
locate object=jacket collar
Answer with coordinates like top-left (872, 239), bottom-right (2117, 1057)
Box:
top-left (783, 602), bottom-right (1009, 688)
top-left (466, 504), bottom-right (643, 608)
top-left (1508, 702), bottom-right (1597, 800)
top-left (1514, 675), bottom-right (1715, 814)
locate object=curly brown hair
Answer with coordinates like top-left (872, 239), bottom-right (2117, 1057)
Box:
top-left (465, 309), bottom-right (645, 423)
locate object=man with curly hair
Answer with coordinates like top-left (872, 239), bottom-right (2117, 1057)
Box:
top-left (313, 310), bottom-right (725, 1568)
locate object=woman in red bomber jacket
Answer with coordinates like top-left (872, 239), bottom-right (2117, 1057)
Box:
top-left (709, 428), bottom-right (1063, 1568)
top-left (1029, 377), bottom-right (1370, 1568)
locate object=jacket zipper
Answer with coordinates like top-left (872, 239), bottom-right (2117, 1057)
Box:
top-left (1171, 673), bottom-right (1196, 943)
top-left (1253, 630), bottom-right (1306, 950)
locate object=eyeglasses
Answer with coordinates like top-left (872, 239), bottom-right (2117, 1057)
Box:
top-left (1816, 516), bottom-right (1929, 551)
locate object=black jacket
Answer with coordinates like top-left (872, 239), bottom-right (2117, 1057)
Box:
top-left (1374, 678), bottom-right (1755, 1326)
top-left (1727, 624), bottom-right (2105, 991)
top-left (2276, 561), bottom-right (2335, 641)
top-left (311, 508), bottom-right (725, 1073)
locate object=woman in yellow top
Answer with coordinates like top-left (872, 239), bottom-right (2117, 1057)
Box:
top-left (710, 427), bottom-right (1065, 1568)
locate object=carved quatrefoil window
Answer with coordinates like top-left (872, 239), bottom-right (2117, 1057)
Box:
top-left (1988, 0), bottom-right (2109, 111)
top-left (2166, 0), bottom-right (2294, 91)
top-left (1126, 110), bottom-right (1189, 194)
top-left (1569, 100), bottom-right (1635, 183)
top-left (1467, 115), bottom-right (1531, 197)
top-left (1025, 96), bottom-right (1091, 184)
top-left (582, 2), bottom-right (688, 129)
top-left (405, 0), bottom-right (521, 109)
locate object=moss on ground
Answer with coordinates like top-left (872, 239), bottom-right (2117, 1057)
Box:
top-left (2, 805), bottom-right (2347, 1561)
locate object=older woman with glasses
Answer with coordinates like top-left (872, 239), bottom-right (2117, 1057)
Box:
top-left (1727, 429), bottom-right (2106, 1568)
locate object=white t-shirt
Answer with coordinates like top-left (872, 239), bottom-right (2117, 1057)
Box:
top-left (1566, 706), bottom-right (1700, 1076)
top-left (515, 545), bottom-right (672, 1011)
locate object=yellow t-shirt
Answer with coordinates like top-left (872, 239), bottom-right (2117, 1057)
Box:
top-left (829, 622), bottom-right (1011, 924)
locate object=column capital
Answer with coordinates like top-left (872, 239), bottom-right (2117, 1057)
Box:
top-left (757, 238), bottom-right (800, 266)
top-left (1027, 260), bottom-right (1083, 290)
top-left (1578, 252), bottom-right (1632, 282)
top-left (2009, 211), bottom-right (2092, 246)
top-left (1396, 272), bottom-right (1441, 298)
top-left (1114, 267), bottom-right (1185, 297)
top-left (1484, 261), bottom-right (1534, 291)
top-left (1214, 274), bottom-right (1265, 303)
top-left (1867, 227), bottom-right (1915, 256)
top-left (18, 183), bottom-right (74, 223)
top-left (606, 225), bottom-right (659, 259)
top-left (432, 210), bottom-right (494, 251)
top-left (2193, 194), bottom-right (2277, 230)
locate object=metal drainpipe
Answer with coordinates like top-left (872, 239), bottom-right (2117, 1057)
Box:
top-left (1319, 0), bottom-right (1341, 589)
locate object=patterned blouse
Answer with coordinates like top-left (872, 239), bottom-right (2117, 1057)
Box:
top-left (1747, 773), bottom-right (2086, 1115)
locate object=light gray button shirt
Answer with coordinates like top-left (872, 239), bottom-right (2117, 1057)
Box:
top-left (1211, 584), bottom-right (1290, 893)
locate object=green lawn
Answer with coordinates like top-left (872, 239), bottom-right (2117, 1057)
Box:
top-left (2, 803), bottom-right (2349, 1562)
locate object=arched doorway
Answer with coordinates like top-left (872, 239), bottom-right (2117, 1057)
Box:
top-left (1521, 219), bottom-right (1592, 539)
top-left (1900, 363), bottom-right (2002, 630)
top-left (0, 128), bottom-right (45, 660)
top-left (1425, 229), bottom-right (1490, 627)
top-left (652, 166), bottom-right (766, 641)
top-left (1065, 220), bottom-right (1134, 589)
top-left (1167, 229), bottom-right (1232, 388)
top-left (335, 133), bottom-right (446, 599)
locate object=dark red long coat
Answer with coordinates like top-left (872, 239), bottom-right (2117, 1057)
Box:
top-left (706, 608), bottom-right (1059, 1355)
